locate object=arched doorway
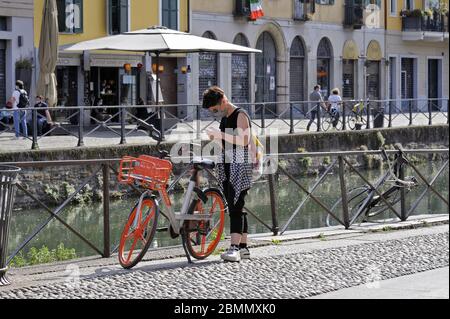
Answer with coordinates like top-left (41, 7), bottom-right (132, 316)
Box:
top-left (255, 31), bottom-right (277, 115)
top-left (317, 38), bottom-right (333, 98)
top-left (290, 36), bottom-right (306, 115)
top-left (365, 40), bottom-right (382, 100)
top-left (199, 31), bottom-right (218, 102)
top-left (232, 33), bottom-right (250, 105)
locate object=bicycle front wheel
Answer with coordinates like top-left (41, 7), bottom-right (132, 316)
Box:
top-left (326, 187), bottom-right (370, 227)
top-left (183, 188), bottom-right (226, 260)
top-left (118, 196), bottom-right (159, 269)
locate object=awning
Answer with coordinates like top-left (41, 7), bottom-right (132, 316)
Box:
top-left (366, 40), bottom-right (382, 61)
top-left (342, 40), bottom-right (359, 60)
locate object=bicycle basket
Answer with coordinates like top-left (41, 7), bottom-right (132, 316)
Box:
top-left (118, 155), bottom-right (172, 190)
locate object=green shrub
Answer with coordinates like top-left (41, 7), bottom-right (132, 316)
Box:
top-left (9, 244), bottom-right (78, 268)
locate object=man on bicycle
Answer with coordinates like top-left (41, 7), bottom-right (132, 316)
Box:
top-left (203, 86), bottom-right (253, 262)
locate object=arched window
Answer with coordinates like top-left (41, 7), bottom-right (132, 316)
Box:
top-left (232, 33), bottom-right (250, 104)
top-left (255, 32), bottom-right (277, 113)
top-left (290, 36), bottom-right (306, 108)
top-left (317, 38), bottom-right (333, 97)
top-left (199, 31), bottom-right (218, 101)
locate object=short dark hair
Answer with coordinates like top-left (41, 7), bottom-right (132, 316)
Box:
top-left (202, 86), bottom-right (224, 109)
top-left (16, 80), bottom-right (24, 89)
top-left (314, 85), bottom-right (321, 90)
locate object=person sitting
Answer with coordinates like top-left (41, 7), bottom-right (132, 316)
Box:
top-left (29, 96), bottom-right (54, 136)
top-left (91, 98), bottom-right (112, 124)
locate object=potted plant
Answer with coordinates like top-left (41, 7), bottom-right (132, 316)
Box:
top-left (15, 57), bottom-right (33, 92)
top-left (400, 9), bottom-right (411, 17)
top-left (410, 8), bottom-right (424, 17)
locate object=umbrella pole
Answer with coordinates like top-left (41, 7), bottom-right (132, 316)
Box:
top-left (155, 52), bottom-right (164, 140)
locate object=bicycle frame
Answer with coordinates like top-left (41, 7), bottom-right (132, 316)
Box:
top-left (132, 168), bottom-right (213, 236)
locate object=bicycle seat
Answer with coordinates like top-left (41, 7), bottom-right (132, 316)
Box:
top-left (192, 157), bottom-right (215, 170)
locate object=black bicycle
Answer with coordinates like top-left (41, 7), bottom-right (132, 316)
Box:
top-left (326, 147), bottom-right (419, 227)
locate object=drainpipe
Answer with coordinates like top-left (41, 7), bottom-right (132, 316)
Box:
top-left (187, 0), bottom-right (191, 32)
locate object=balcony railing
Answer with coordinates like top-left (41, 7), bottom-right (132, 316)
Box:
top-left (402, 14), bottom-right (448, 32)
top-left (344, 4), bottom-right (364, 29)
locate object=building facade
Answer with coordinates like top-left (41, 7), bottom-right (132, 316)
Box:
top-left (385, 0), bottom-right (449, 111)
top-left (190, 0), bottom-right (387, 116)
top-left (0, 0), bottom-right (34, 106)
top-left (33, 0), bottom-right (190, 116)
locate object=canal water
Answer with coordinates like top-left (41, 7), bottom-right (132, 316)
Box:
top-left (7, 162), bottom-right (449, 259)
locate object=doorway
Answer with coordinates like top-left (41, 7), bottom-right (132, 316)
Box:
top-left (255, 31), bottom-right (277, 115)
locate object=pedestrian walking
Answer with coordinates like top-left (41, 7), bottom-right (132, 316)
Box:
top-left (327, 88), bottom-right (342, 129)
top-left (307, 85), bottom-right (326, 131)
top-left (8, 80), bottom-right (29, 139)
top-left (203, 86), bottom-right (253, 262)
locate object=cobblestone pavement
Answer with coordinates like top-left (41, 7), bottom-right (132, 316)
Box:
top-left (0, 230), bottom-right (447, 299)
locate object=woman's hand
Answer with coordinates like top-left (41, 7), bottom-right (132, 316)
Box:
top-left (206, 128), bottom-right (222, 141)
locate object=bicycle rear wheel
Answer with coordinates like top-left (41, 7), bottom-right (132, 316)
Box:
top-left (322, 114), bottom-right (332, 131)
top-left (366, 187), bottom-right (402, 219)
top-left (118, 196), bottom-right (159, 269)
top-left (183, 188), bottom-right (226, 260)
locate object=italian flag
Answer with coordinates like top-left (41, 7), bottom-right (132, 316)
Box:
top-left (250, 0), bottom-right (264, 20)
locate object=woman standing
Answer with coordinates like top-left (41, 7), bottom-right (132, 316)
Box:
top-left (328, 88), bottom-right (342, 129)
top-left (203, 86), bottom-right (253, 262)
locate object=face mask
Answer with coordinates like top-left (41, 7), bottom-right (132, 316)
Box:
top-left (210, 106), bottom-right (227, 119)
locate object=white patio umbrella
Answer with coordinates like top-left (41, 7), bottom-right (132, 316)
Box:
top-left (64, 26), bottom-right (261, 54)
top-left (64, 26), bottom-right (261, 134)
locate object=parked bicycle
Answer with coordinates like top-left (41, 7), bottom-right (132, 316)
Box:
top-left (347, 100), bottom-right (367, 130)
top-left (117, 124), bottom-right (226, 269)
top-left (326, 147), bottom-right (419, 227)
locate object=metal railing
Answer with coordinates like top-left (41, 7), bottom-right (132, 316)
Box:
top-left (0, 98), bottom-right (448, 150)
top-left (2, 148), bottom-right (448, 264)
top-left (402, 14), bottom-right (448, 32)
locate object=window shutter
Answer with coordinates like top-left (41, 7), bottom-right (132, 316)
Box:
top-left (57, 0), bottom-right (68, 32)
top-left (73, 0), bottom-right (83, 34)
top-left (120, 0), bottom-right (128, 33)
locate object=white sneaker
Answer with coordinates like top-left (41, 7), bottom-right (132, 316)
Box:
top-left (240, 247), bottom-right (251, 259)
top-left (220, 246), bottom-right (241, 262)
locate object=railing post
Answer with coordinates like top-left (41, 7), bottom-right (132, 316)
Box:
top-left (196, 104), bottom-right (201, 140)
top-left (31, 109), bottom-right (39, 150)
top-left (316, 103), bottom-right (321, 132)
top-left (388, 100), bottom-right (393, 128)
top-left (338, 156), bottom-right (350, 229)
top-left (261, 103), bottom-right (266, 135)
top-left (159, 106), bottom-right (165, 140)
top-left (341, 102), bottom-right (346, 131)
top-left (268, 173), bottom-right (279, 235)
top-left (366, 100), bottom-right (371, 129)
top-left (119, 106), bottom-right (127, 145)
top-left (447, 99), bottom-right (449, 125)
top-left (409, 100), bottom-right (413, 126)
top-left (102, 164), bottom-right (111, 258)
top-left (289, 102), bottom-right (294, 134)
top-left (399, 153), bottom-right (407, 221)
top-left (428, 99), bottom-right (432, 126)
top-left (78, 106), bottom-right (84, 147)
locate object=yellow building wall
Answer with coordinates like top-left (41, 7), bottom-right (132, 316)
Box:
top-left (34, 0), bottom-right (107, 47)
top-left (312, 0), bottom-right (345, 24)
top-left (35, 0), bottom-right (190, 47)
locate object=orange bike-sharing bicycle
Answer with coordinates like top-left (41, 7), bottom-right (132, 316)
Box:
top-left (117, 125), bottom-right (227, 269)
